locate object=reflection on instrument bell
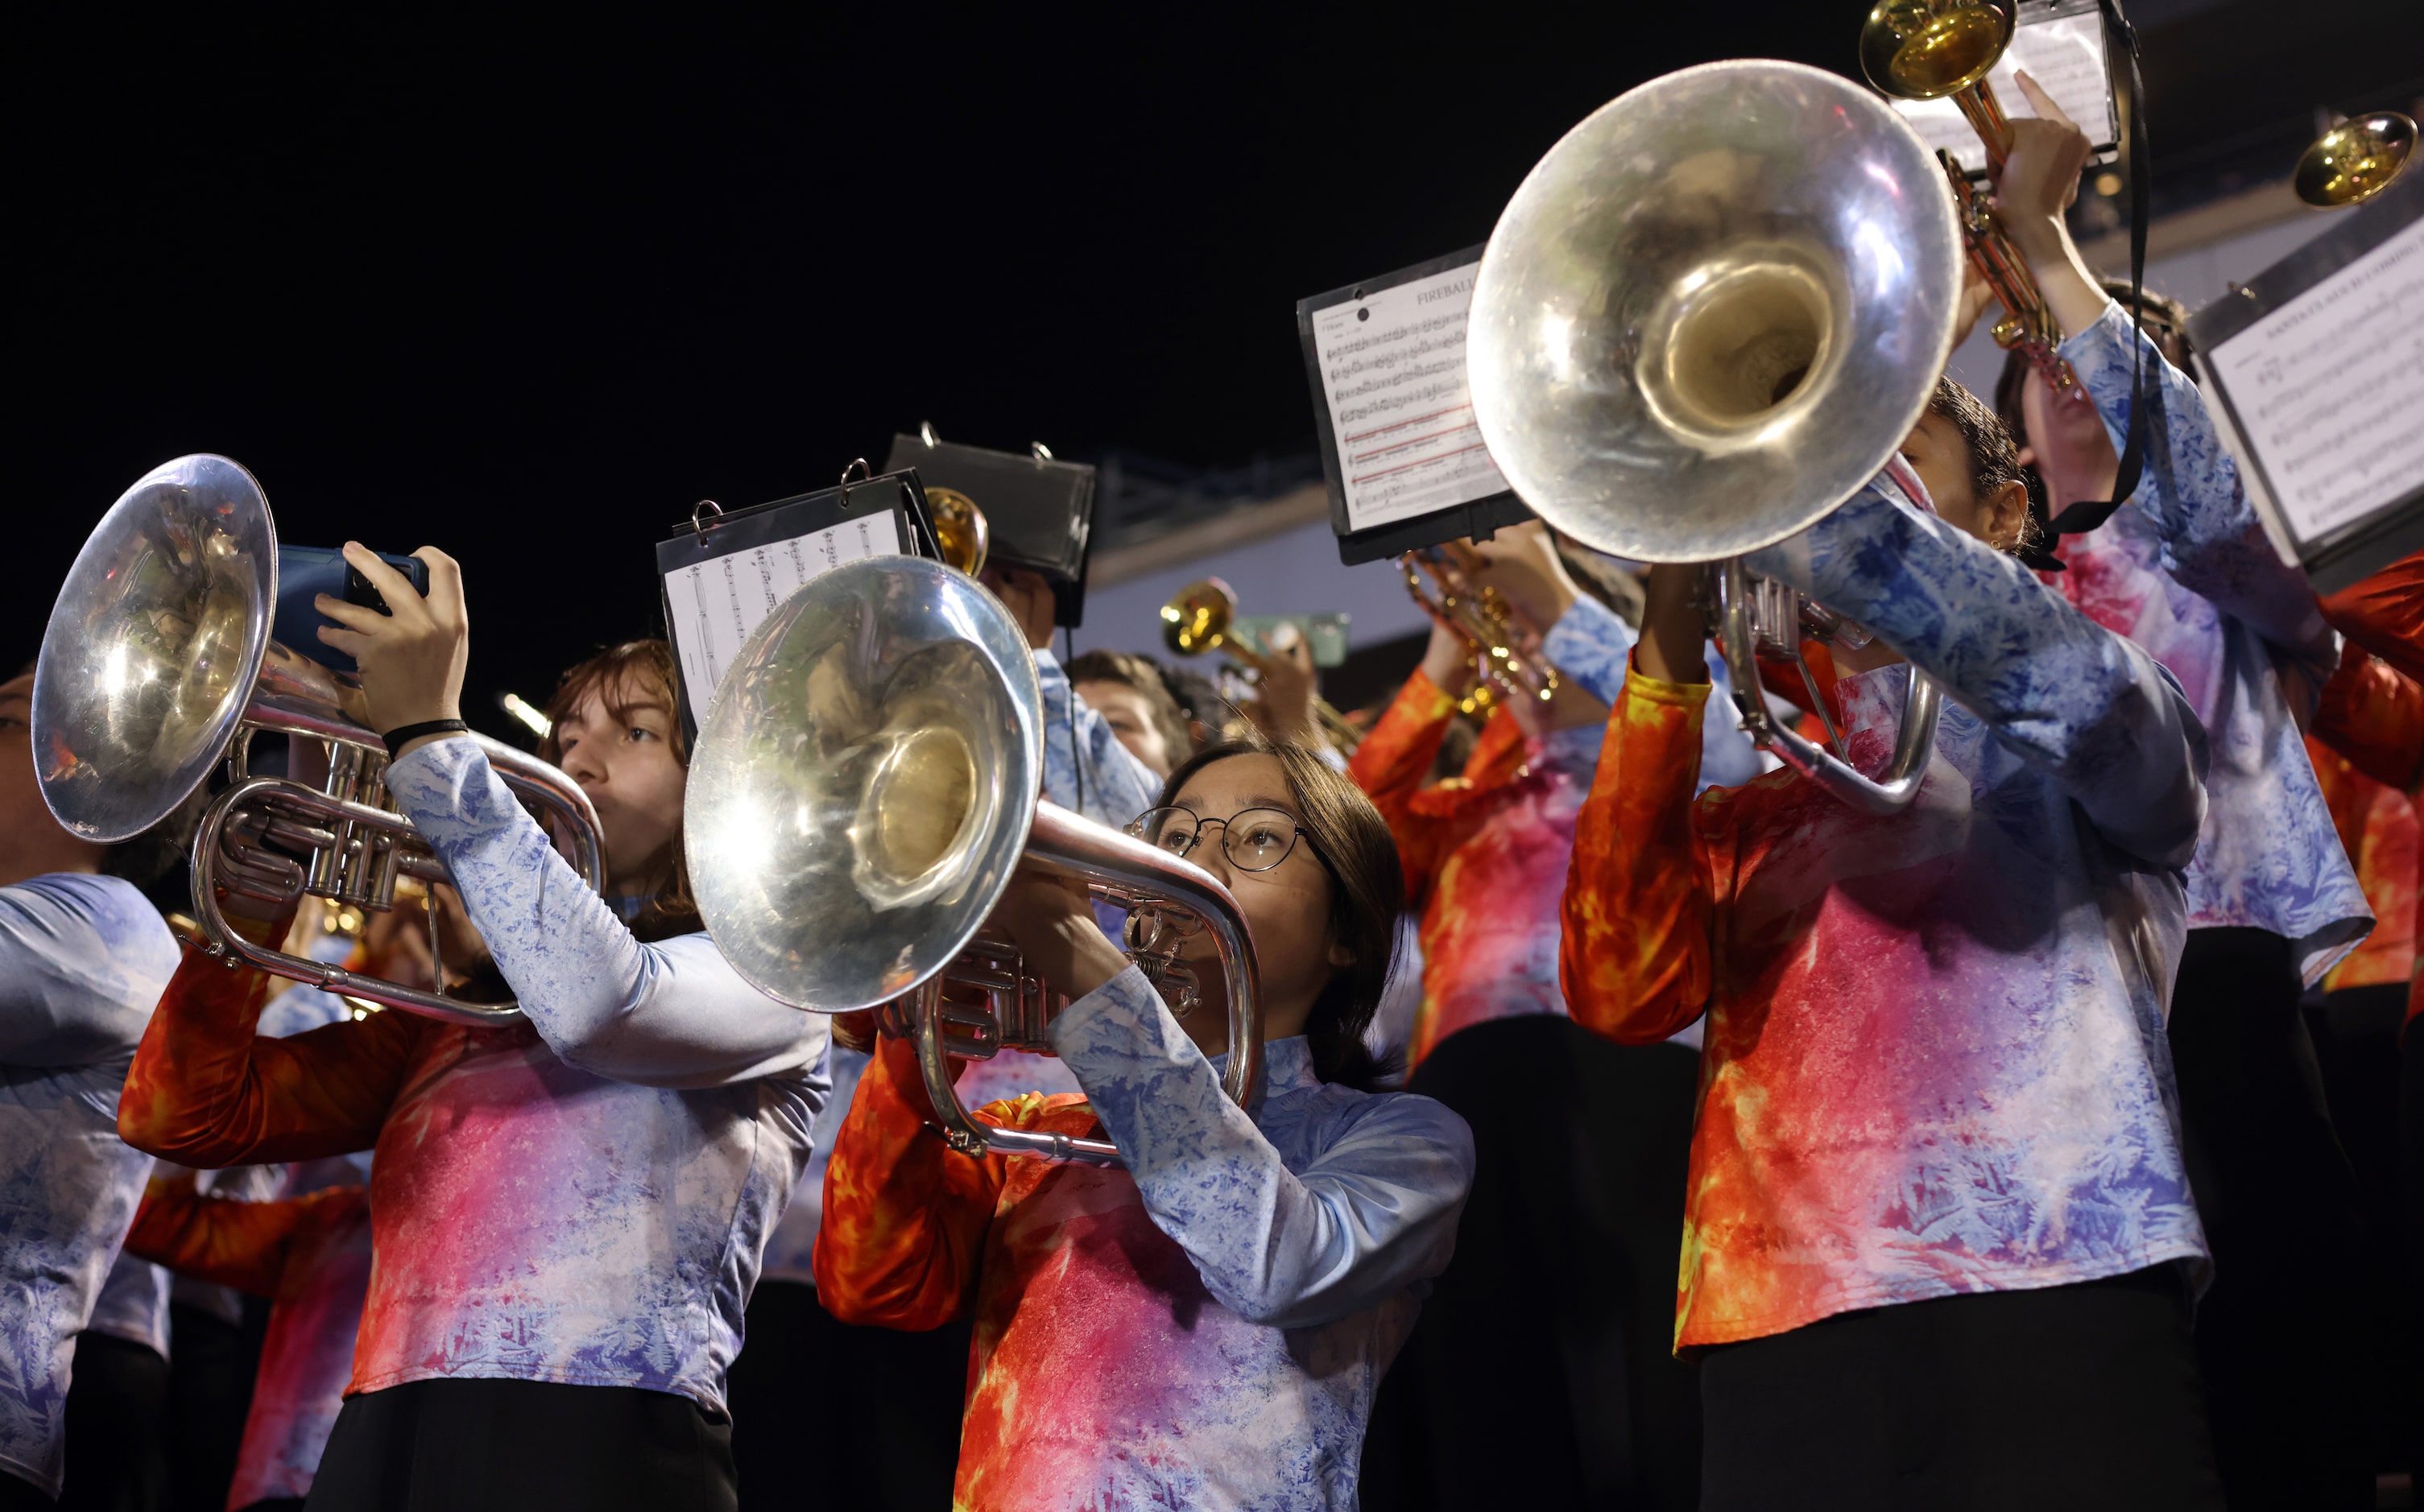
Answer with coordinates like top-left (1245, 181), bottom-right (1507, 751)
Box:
top-left (1465, 60), bottom-right (1954, 812)
top-left (2295, 112), bottom-right (2417, 209)
top-left (1399, 543), bottom-right (1558, 719)
top-left (684, 555), bottom-right (1266, 1166)
top-left (33, 454), bottom-right (609, 1026)
top-left (1161, 577), bottom-right (1238, 657)
top-left (925, 485), bottom-right (990, 576)
top-left (1860, 2), bottom-right (2075, 390)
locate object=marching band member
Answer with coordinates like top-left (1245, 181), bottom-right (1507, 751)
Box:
top-left (979, 562), bottom-right (1163, 828)
top-left (1347, 525), bottom-right (1715, 1510)
top-left (118, 551), bottom-right (829, 1512)
top-left (122, 1161), bottom-right (372, 1512)
top-left (1066, 650), bottom-right (1195, 779)
top-left (814, 737), bottom-right (1475, 1511)
top-left (1990, 79), bottom-right (2372, 1507)
top-left (0, 666), bottom-right (185, 1511)
top-left (1562, 379), bottom-right (2223, 1508)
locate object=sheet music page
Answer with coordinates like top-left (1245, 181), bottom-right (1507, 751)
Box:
top-left (2207, 218), bottom-right (2424, 542)
top-left (1892, 10), bottom-right (2113, 174)
top-left (663, 511), bottom-right (904, 725)
top-left (1309, 261), bottom-right (1510, 531)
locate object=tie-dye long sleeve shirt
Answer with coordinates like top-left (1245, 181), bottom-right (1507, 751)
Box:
top-left (118, 737), bottom-right (828, 1415)
top-left (124, 1177), bottom-right (372, 1507)
top-left (0, 873), bottom-right (180, 1499)
top-left (1036, 647), bottom-right (1163, 829)
top-left (1562, 480), bottom-right (2211, 1350)
top-left (815, 966), bottom-right (1474, 1511)
top-left (1350, 598), bottom-right (1758, 1068)
top-left (2051, 302), bottom-right (2367, 979)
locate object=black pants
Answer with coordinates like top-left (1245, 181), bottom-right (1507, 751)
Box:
top-left (303, 1378), bottom-right (735, 1512)
top-left (1, 1473), bottom-right (56, 1511)
top-left (1701, 1266), bottom-right (2223, 1511)
top-left (1361, 1015), bottom-right (1703, 1511)
top-left (2167, 928), bottom-right (2372, 1510)
top-left (60, 1332), bottom-right (170, 1512)
top-left (2309, 983), bottom-right (2421, 1481)
top-left (164, 1301), bottom-right (266, 1512)
top-left (726, 1280), bottom-right (968, 1510)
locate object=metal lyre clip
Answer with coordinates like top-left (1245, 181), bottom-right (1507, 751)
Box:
top-left (690, 499), bottom-right (724, 541)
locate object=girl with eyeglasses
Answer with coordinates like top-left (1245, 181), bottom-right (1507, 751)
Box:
top-left (813, 737), bottom-right (1476, 1512)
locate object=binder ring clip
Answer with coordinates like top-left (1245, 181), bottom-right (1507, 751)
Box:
top-left (838, 457), bottom-right (871, 509)
top-left (919, 421), bottom-right (941, 448)
top-left (1030, 441), bottom-right (1053, 464)
top-left (690, 499), bottom-right (724, 540)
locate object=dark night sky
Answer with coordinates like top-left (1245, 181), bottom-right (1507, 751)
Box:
top-left (19, 3), bottom-right (2421, 733)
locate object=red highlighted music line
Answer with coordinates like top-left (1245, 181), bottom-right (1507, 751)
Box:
top-left (1344, 404), bottom-right (1472, 447)
top-left (1352, 441), bottom-right (1492, 485)
top-left (1351, 420), bottom-right (1479, 465)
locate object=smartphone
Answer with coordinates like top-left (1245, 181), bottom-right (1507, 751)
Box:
top-left (343, 555), bottom-right (429, 615)
top-left (273, 546), bottom-right (432, 673)
top-left (1230, 613), bottom-right (1350, 667)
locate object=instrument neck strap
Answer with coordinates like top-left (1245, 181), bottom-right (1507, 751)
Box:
top-left (2048, 0), bottom-right (2152, 539)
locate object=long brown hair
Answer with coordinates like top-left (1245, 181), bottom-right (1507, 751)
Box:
top-left (538, 639), bottom-right (699, 941)
top-left (1156, 734), bottom-right (1404, 1091)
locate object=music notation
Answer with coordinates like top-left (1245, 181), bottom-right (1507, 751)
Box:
top-left (1310, 260), bottom-right (1511, 531)
top-left (2209, 218), bottom-right (2424, 539)
top-left (663, 512), bottom-right (904, 727)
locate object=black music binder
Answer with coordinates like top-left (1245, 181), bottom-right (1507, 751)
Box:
top-left (653, 469), bottom-right (937, 740)
top-left (1297, 247), bottom-right (1535, 566)
top-left (880, 431), bottom-right (1098, 626)
top-left (2189, 171), bottom-right (2423, 595)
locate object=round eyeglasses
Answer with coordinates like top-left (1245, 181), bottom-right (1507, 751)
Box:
top-left (1127, 806), bottom-right (1313, 873)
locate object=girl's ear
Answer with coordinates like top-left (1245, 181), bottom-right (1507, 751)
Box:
top-left (2014, 443), bottom-right (2037, 469)
top-left (1326, 936), bottom-right (1356, 970)
top-left (1984, 477), bottom-right (2033, 555)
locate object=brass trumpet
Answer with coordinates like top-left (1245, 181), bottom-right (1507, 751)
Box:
top-left (2295, 111), bottom-right (2416, 208)
top-left (926, 485), bottom-right (990, 576)
top-left (1400, 543), bottom-right (1558, 715)
top-left (1859, 1), bottom-right (2076, 391)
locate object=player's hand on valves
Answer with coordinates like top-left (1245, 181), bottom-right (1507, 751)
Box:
top-left (314, 545), bottom-right (468, 753)
top-left (994, 873), bottom-right (1130, 1005)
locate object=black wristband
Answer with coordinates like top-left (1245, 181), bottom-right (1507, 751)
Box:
top-left (382, 718), bottom-right (470, 758)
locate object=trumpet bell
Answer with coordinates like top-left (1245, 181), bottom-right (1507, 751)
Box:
top-left (1160, 577), bottom-right (1237, 657)
top-left (684, 556), bottom-right (1044, 1011)
top-left (1466, 60), bottom-right (1962, 563)
top-left (35, 454), bottom-right (277, 842)
top-left (926, 485), bottom-right (990, 576)
top-left (1858, 1), bottom-right (2014, 101)
top-left (2296, 112), bottom-right (2417, 209)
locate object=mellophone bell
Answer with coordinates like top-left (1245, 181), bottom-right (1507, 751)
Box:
top-left (684, 547), bottom-right (1268, 1164)
top-left (34, 452), bottom-right (608, 1022)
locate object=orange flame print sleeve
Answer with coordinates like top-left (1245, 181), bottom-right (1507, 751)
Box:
top-left (118, 945), bottom-right (420, 1167)
top-left (1346, 670), bottom-right (1462, 906)
top-left (2314, 648), bottom-right (2424, 792)
top-left (122, 1179), bottom-right (356, 1299)
top-left (1560, 661), bottom-right (1719, 1045)
top-left (2321, 549), bottom-right (2424, 685)
top-left (813, 1034), bottom-right (1009, 1329)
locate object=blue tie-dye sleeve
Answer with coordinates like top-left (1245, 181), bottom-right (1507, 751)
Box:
top-left (0, 875), bottom-right (179, 1067)
top-left (1048, 966), bottom-right (1475, 1330)
top-left (385, 738), bottom-right (830, 1093)
top-left (1747, 482), bottom-right (2208, 869)
top-left (1035, 647), bottom-right (1165, 828)
top-left (2062, 301), bottom-right (2333, 670)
